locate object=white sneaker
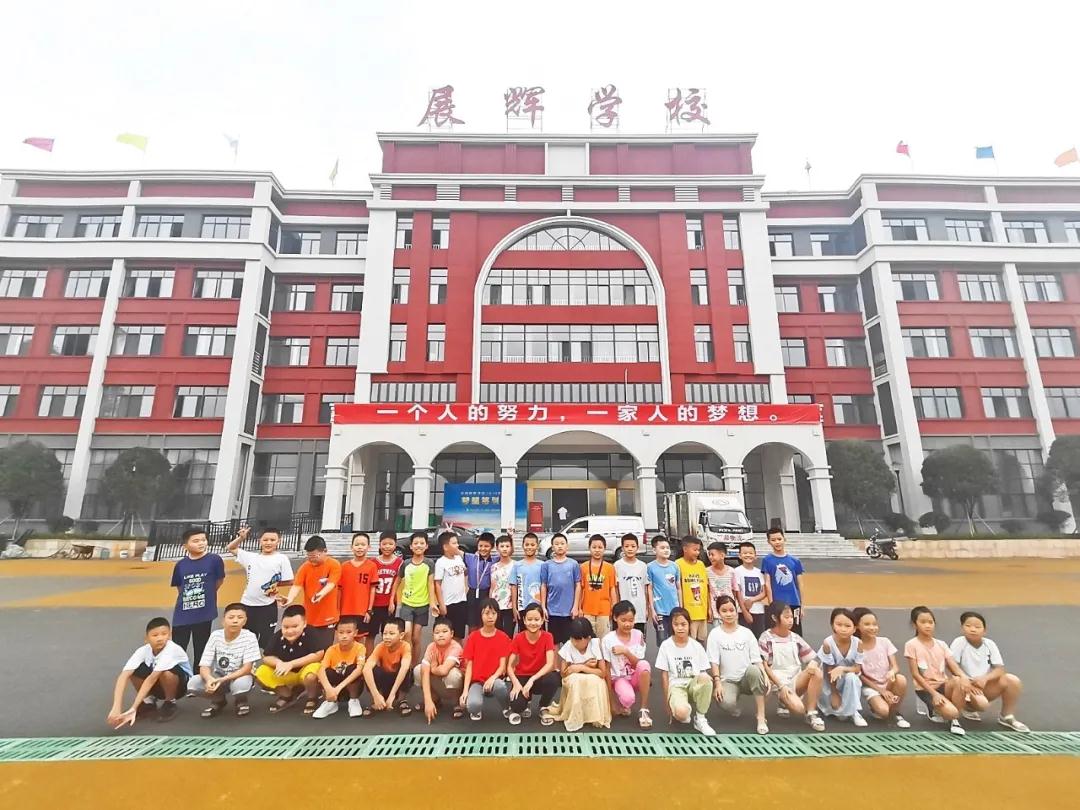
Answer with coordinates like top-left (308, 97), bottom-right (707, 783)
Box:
top-left (915, 701), bottom-right (930, 717)
top-left (348, 699), bottom-right (363, 718)
top-left (470, 712), bottom-right (482, 721)
top-left (776, 706), bottom-right (790, 718)
top-left (312, 700), bottom-right (338, 719)
top-left (929, 712), bottom-right (947, 724)
top-left (507, 712), bottom-right (522, 726)
top-left (807, 712), bottom-right (825, 732)
top-left (894, 714), bottom-right (911, 729)
top-left (998, 715), bottom-right (1030, 733)
top-left (962, 710), bottom-right (983, 722)
top-left (692, 714), bottom-right (716, 736)
top-left (950, 719), bottom-right (966, 736)
top-left (852, 712), bottom-right (868, 728)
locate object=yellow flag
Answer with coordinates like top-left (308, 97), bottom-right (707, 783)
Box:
top-left (116, 133), bottom-right (149, 152)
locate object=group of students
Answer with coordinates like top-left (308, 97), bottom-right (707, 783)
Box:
top-left (107, 524), bottom-right (1029, 737)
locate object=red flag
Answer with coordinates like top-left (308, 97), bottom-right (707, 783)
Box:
top-left (1054, 147), bottom-right (1078, 167)
top-left (22, 137), bottom-right (54, 152)
top-left (896, 141), bottom-right (910, 157)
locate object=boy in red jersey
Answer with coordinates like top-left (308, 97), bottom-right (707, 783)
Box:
top-left (371, 530), bottom-right (403, 643)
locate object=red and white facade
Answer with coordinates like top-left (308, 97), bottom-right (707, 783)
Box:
top-left (1, 131), bottom-right (1077, 533)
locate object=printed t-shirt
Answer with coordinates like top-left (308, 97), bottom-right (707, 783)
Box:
top-left (234, 549), bottom-right (293, 606)
top-left (198, 629), bottom-right (260, 676)
top-left (123, 641), bottom-right (192, 675)
top-left (400, 560), bottom-right (434, 608)
top-left (322, 643), bottom-right (365, 675)
top-left (558, 637), bottom-right (603, 666)
top-left (370, 641), bottom-right (410, 672)
top-left (654, 638), bottom-right (710, 687)
top-left (860, 637), bottom-right (899, 688)
top-left (422, 640), bottom-right (463, 670)
top-left (707, 565), bottom-right (739, 610)
top-left (339, 558), bottom-right (378, 616)
top-left (758, 629), bottom-right (815, 671)
top-left (601, 629), bottom-right (646, 680)
top-left (904, 637), bottom-right (953, 688)
top-left (434, 555), bottom-right (468, 605)
top-left (490, 560), bottom-right (516, 610)
top-left (372, 556), bottom-right (404, 608)
top-left (646, 560), bottom-right (681, 616)
top-left (580, 560), bottom-right (616, 616)
top-left (734, 566), bottom-right (766, 614)
top-left (462, 629), bottom-right (512, 682)
top-left (513, 559), bottom-right (545, 611)
top-left (675, 557), bottom-right (709, 621)
top-left (293, 557), bottom-right (343, 627)
top-left (267, 630), bottom-right (320, 662)
top-left (761, 553), bottom-right (804, 606)
top-left (510, 630), bottom-right (555, 677)
top-left (170, 554), bottom-right (225, 626)
top-left (706, 625), bottom-right (762, 682)
top-left (541, 557), bottom-right (581, 617)
top-left (613, 558), bottom-right (648, 619)
top-left (949, 636), bottom-right (1004, 679)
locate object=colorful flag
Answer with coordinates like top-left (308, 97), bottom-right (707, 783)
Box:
top-left (329, 158), bottom-right (339, 185)
top-left (116, 133), bottom-right (149, 152)
top-left (1054, 147), bottom-right (1078, 167)
top-left (975, 145), bottom-right (995, 160)
top-left (22, 137), bottom-right (54, 152)
top-left (896, 141), bottom-right (910, 157)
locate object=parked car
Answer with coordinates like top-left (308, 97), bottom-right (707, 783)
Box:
top-left (537, 515), bottom-right (647, 560)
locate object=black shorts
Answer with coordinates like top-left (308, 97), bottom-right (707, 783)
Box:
top-left (445, 601), bottom-right (468, 639)
top-left (548, 615), bottom-right (573, 645)
top-left (306, 624), bottom-right (336, 651)
top-left (132, 662), bottom-right (190, 698)
top-left (739, 613), bottom-right (767, 638)
top-left (353, 615), bottom-right (373, 638)
top-left (371, 606), bottom-right (393, 635)
top-left (466, 589), bottom-right (491, 628)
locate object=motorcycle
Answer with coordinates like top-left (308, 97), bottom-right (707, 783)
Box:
top-left (866, 527), bottom-right (901, 560)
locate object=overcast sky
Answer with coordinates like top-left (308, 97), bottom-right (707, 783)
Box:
top-left (2, 0), bottom-right (1078, 192)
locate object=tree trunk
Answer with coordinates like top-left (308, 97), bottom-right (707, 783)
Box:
top-left (966, 504), bottom-right (976, 536)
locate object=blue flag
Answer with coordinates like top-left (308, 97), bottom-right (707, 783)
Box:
top-left (975, 145), bottom-right (995, 159)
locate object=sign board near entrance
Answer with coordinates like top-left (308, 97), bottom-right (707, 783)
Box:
top-left (444, 482), bottom-right (528, 531)
top-left (334, 403), bottom-right (822, 426)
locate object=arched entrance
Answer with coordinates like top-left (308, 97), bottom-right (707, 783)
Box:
top-left (655, 440), bottom-right (727, 531)
top-left (740, 441), bottom-right (834, 533)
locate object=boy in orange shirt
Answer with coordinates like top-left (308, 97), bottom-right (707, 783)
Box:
top-left (281, 535), bottom-right (342, 651)
top-left (312, 616), bottom-right (366, 719)
top-left (580, 534), bottom-right (617, 638)
top-left (339, 532), bottom-right (378, 655)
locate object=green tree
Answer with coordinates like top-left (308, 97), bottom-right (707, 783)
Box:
top-left (921, 445), bottom-right (997, 535)
top-left (826, 440), bottom-right (896, 533)
top-left (99, 448), bottom-right (177, 535)
top-left (1042, 435), bottom-right (1080, 530)
top-left (0, 441), bottom-right (65, 537)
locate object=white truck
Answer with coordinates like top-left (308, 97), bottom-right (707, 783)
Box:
top-left (663, 491), bottom-right (753, 552)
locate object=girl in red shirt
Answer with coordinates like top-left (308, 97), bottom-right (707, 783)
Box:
top-left (507, 602), bottom-right (559, 725)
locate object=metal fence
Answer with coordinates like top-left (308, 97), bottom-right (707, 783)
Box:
top-left (148, 511), bottom-right (354, 561)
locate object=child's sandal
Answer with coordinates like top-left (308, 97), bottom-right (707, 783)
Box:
top-left (269, 697), bottom-right (291, 714)
top-left (201, 703), bottom-right (224, 718)
top-left (638, 708), bottom-right (653, 729)
top-left (452, 705), bottom-right (465, 719)
top-left (539, 708), bottom-right (555, 727)
top-left (303, 698), bottom-right (319, 715)
top-left (235, 702), bottom-right (250, 717)
top-left (362, 706), bottom-right (375, 717)
top-left (398, 700), bottom-right (413, 717)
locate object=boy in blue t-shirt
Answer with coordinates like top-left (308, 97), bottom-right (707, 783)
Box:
top-left (645, 535), bottom-right (682, 644)
top-left (510, 532), bottom-right (545, 631)
top-left (539, 533), bottom-right (581, 644)
top-left (760, 527), bottom-right (806, 635)
top-left (170, 528), bottom-right (226, 665)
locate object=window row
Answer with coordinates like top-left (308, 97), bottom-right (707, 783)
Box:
top-left (395, 216), bottom-right (449, 250)
top-left (774, 283), bottom-right (859, 313)
top-left (767, 232), bottom-right (836, 257)
top-left (683, 383), bottom-right (770, 404)
top-left (480, 382), bottom-right (663, 404)
top-left (278, 229), bottom-right (367, 255)
top-left (478, 324), bottom-right (661, 363)
top-left (267, 337), bottom-right (361, 367)
top-left (0, 268), bottom-right (248, 300)
top-left (271, 282), bottom-right (366, 312)
top-left (370, 382), bottom-right (456, 403)
top-left (910, 387), bottom-right (1034, 419)
top-left (482, 269), bottom-right (655, 306)
top-left (778, 337), bottom-right (868, 367)
top-left (902, 326), bottom-right (1077, 359)
top-left (893, 271), bottom-right (1069, 303)
top-left (9, 213), bottom-right (253, 240)
top-left (882, 217), bottom-right (1080, 245)
top-left (686, 218), bottom-right (741, 251)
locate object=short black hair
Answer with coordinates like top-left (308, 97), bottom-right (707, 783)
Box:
top-left (568, 617), bottom-right (594, 640)
top-left (766, 527), bottom-right (785, 539)
top-left (612, 600), bottom-right (635, 619)
top-left (304, 535), bottom-right (327, 552)
top-left (337, 615), bottom-right (359, 630)
top-left (496, 534), bottom-right (513, 547)
top-left (523, 532), bottom-right (538, 542)
top-left (681, 534), bottom-right (701, 547)
top-left (383, 616), bottom-right (406, 633)
top-left (910, 605), bottom-right (935, 625)
top-left (379, 530), bottom-right (398, 542)
top-left (222, 602), bottom-right (247, 616)
top-left (620, 533), bottom-right (639, 546)
top-left (181, 527), bottom-right (206, 544)
top-left (282, 604), bottom-right (307, 621)
top-left (477, 531), bottom-right (496, 545)
top-left (432, 616), bottom-right (454, 634)
top-left (737, 541), bottom-right (756, 551)
top-left (707, 541), bottom-right (727, 554)
top-left (439, 531), bottom-right (457, 547)
top-left (521, 602), bottom-right (544, 620)
top-left (145, 616), bottom-right (170, 633)
top-left (478, 597), bottom-right (500, 616)
top-left (351, 531), bottom-right (370, 542)
top-left (258, 527), bottom-right (281, 539)
top-left (588, 533), bottom-right (605, 547)
top-left (960, 610), bottom-right (987, 628)
top-left (650, 535), bottom-right (669, 548)
top-left (410, 530), bottom-right (428, 543)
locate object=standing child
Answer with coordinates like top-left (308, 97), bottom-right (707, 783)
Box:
top-left (490, 534), bottom-right (517, 637)
top-left (852, 607), bottom-right (910, 728)
top-left (464, 532), bottom-right (496, 634)
top-left (548, 617), bottom-right (612, 731)
top-left (761, 528), bottom-right (806, 636)
top-left (506, 602), bottom-right (559, 725)
top-left (371, 531), bottom-right (404, 640)
top-left (511, 532), bottom-right (545, 631)
top-left (281, 535), bottom-right (341, 652)
top-left (363, 616), bottom-right (414, 716)
top-left (225, 526), bottom-right (293, 651)
top-left (654, 607), bottom-right (714, 735)
top-left (758, 601), bottom-right (825, 731)
top-left (580, 535), bottom-right (617, 638)
top-left (435, 531), bottom-right (469, 639)
top-left (170, 528), bottom-right (226, 665)
top-left (708, 595), bottom-right (769, 734)
top-left (601, 600), bottom-right (652, 728)
top-left (256, 605), bottom-right (324, 715)
top-left (398, 532), bottom-right (435, 656)
top-left (646, 536), bottom-right (681, 644)
top-left (459, 598), bottom-right (512, 720)
top-left (614, 533), bottom-right (648, 635)
top-left (675, 535), bottom-right (709, 643)
top-left (949, 611), bottom-right (1029, 732)
top-left (817, 607), bottom-right (866, 727)
top-left (415, 616), bottom-right (465, 722)
top-left (706, 542), bottom-right (739, 629)
top-left (734, 541), bottom-right (768, 637)
top-left (339, 532), bottom-right (378, 656)
top-left (904, 606), bottom-right (969, 735)
top-left (540, 533), bottom-right (582, 644)
top-left (107, 617), bottom-right (192, 727)
top-left (312, 616), bottom-right (366, 719)
top-left (187, 603), bottom-right (260, 718)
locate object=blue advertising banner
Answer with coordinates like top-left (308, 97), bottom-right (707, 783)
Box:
top-left (443, 482), bottom-right (527, 531)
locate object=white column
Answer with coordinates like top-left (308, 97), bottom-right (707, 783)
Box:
top-left (120, 180), bottom-right (140, 237)
top-left (722, 465), bottom-right (745, 497)
top-left (321, 465), bottom-right (347, 530)
top-left (985, 186), bottom-right (1008, 243)
top-left (411, 465), bottom-right (433, 530)
top-left (0, 176), bottom-right (16, 237)
top-left (807, 466), bottom-right (838, 532)
top-left (346, 470), bottom-right (366, 527)
top-left (779, 460), bottom-right (801, 532)
top-left (63, 258), bottom-right (126, 518)
top-left (637, 465), bottom-right (659, 531)
top-left (500, 464), bottom-right (517, 531)
top-left (859, 181), bottom-right (886, 244)
top-left (738, 211), bottom-right (785, 383)
top-left (249, 180), bottom-right (273, 243)
top-left (354, 208), bottom-right (397, 401)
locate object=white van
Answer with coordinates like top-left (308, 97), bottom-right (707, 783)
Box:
top-left (538, 515), bottom-right (647, 559)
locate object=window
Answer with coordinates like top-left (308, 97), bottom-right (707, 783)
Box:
top-left (274, 283), bottom-right (315, 312)
top-left (774, 285), bottom-right (800, 312)
top-left (0, 325), bottom-right (33, 356)
top-left (392, 269), bottom-right (410, 304)
top-left (882, 218), bottom-right (928, 241)
top-left (686, 217), bottom-right (704, 250)
top-left (335, 231), bottom-right (366, 255)
top-left (733, 325), bottom-right (751, 362)
top-left (945, 219), bottom-right (989, 242)
top-left (0, 269), bottom-right (47, 298)
top-left (1046, 387), bottom-right (1080, 418)
top-left (267, 337), bottom-right (309, 366)
top-left (10, 214), bottom-right (62, 238)
top-left (426, 324), bottom-right (446, 361)
top-left (995, 448), bottom-right (1043, 518)
top-left (326, 337), bottom-right (360, 366)
top-left (768, 233), bottom-right (794, 257)
top-left (1004, 220), bottom-right (1049, 244)
top-left (818, 284), bottom-right (859, 312)
top-left (193, 269), bottom-right (243, 299)
top-left (982, 387), bottom-right (1032, 418)
top-left (912, 388), bottom-right (963, 419)
top-left (389, 324), bottom-right (407, 361)
top-left (1032, 327), bottom-right (1076, 358)
top-left (100, 385), bottom-right (154, 418)
top-left (262, 394), bottom-right (304, 424)
top-left (331, 283), bottom-right (364, 312)
top-left (723, 219), bottom-right (740, 250)
top-left (112, 325), bottom-right (164, 356)
top-left (174, 386), bottom-right (228, 418)
top-left (251, 452), bottom-right (298, 497)
top-left (789, 394), bottom-right (814, 404)
top-left (826, 338), bottom-right (868, 367)
top-left (970, 327), bottom-right (1018, 358)
top-left (809, 234), bottom-right (832, 256)
top-left (372, 382), bottom-right (458, 403)
top-left (728, 270), bottom-right (745, 305)
top-left (694, 325), bottom-right (713, 362)
top-left (431, 216), bottom-right (450, 249)
top-left (683, 382), bottom-right (769, 404)
top-left (319, 393), bottom-right (353, 423)
top-left (135, 214), bottom-right (184, 238)
top-left (1020, 273), bottom-right (1063, 302)
top-left (280, 230), bottom-right (321, 255)
top-left (38, 385), bottom-right (86, 417)
top-left (64, 269), bottom-right (110, 298)
top-left (482, 269), bottom-right (654, 306)
top-left (868, 324), bottom-right (887, 376)
top-left (51, 325), bottom-right (97, 356)
top-left (1065, 222), bottom-right (1080, 244)
top-left (123, 269), bottom-right (174, 298)
top-left (183, 326), bottom-right (236, 356)
top-left (396, 216), bottom-right (413, 249)
top-left (902, 327), bottom-right (951, 358)
top-left (832, 394), bottom-right (877, 425)
top-left (201, 215), bottom-right (251, 239)
top-left (506, 226), bottom-right (624, 251)
top-left (958, 273), bottom-right (1004, 302)
top-left (0, 385), bottom-right (18, 417)
top-left (690, 270), bottom-right (708, 305)
top-left (479, 324), bottom-right (660, 364)
top-left (893, 272), bottom-right (939, 301)
top-left (781, 338), bottom-right (807, 367)
top-left (76, 214), bottom-right (122, 238)
top-left (479, 382), bottom-right (663, 404)
top-left (429, 268), bottom-right (448, 304)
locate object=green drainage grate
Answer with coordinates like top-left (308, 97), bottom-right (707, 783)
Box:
top-left (1, 731), bottom-right (1078, 763)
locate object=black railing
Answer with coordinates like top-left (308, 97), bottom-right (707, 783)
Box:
top-left (149, 510), bottom-right (355, 560)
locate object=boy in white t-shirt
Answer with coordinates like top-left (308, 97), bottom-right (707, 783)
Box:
top-left (187, 603), bottom-right (262, 718)
top-left (707, 595), bottom-right (769, 734)
top-left (949, 611), bottom-right (1029, 732)
top-left (226, 525), bottom-right (294, 650)
top-left (107, 617), bottom-right (193, 728)
top-left (734, 541), bottom-right (768, 637)
top-left (654, 607), bottom-right (715, 735)
top-left (434, 531), bottom-right (469, 639)
top-left (613, 533), bottom-right (648, 634)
